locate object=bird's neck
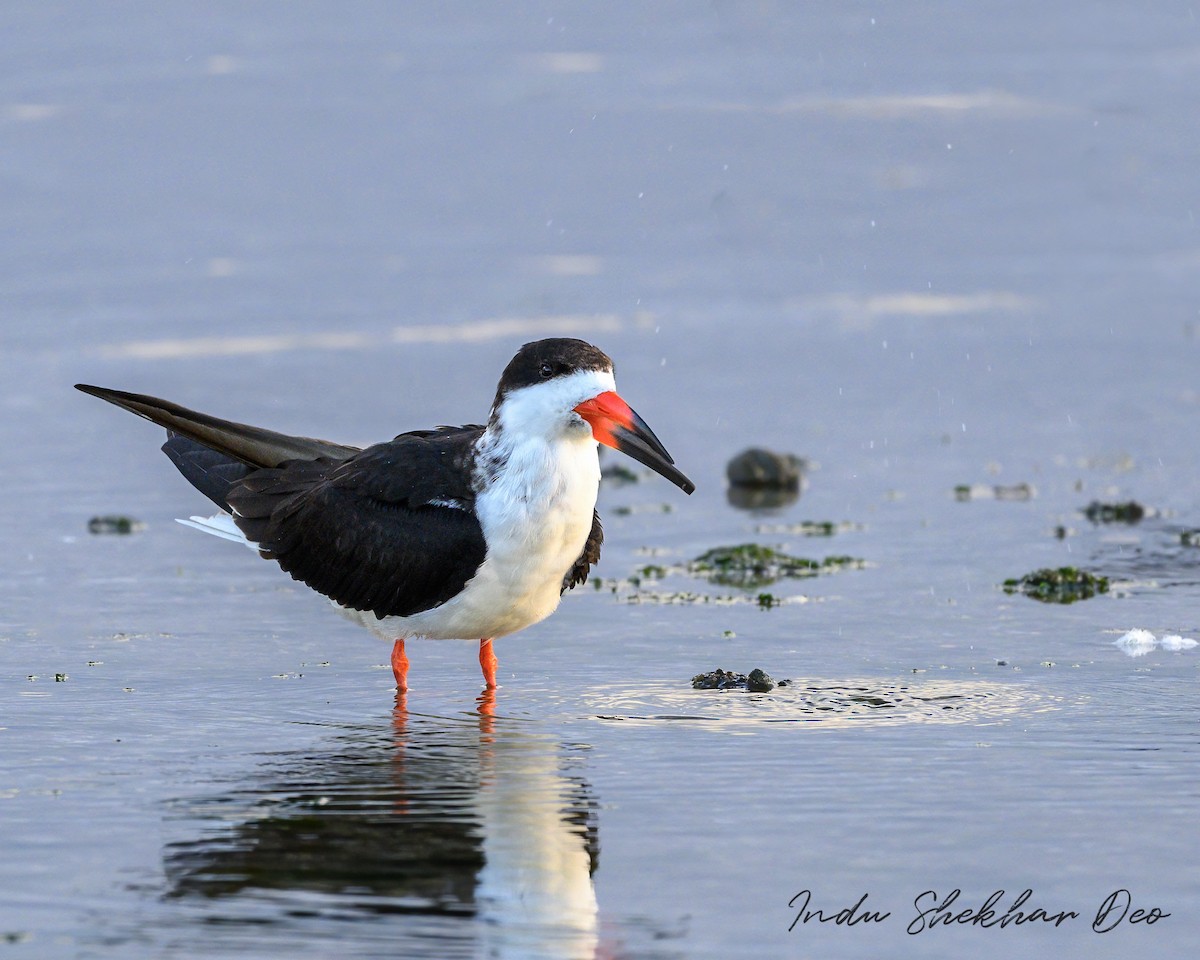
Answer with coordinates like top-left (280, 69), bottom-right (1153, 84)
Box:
top-left (474, 424), bottom-right (599, 502)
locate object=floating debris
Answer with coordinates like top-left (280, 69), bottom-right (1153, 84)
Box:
top-left (1002, 567), bottom-right (1110, 603)
top-left (1077, 453), bottom-right (1135, 473)
top-left (602, 542), bottom-right (856, 605)
top-left (625, 590), bottom-right (735, 605)
top-left (612, 503), bottom-right (674, 516)
top-left (692, 667), bottom-right (784, 691)
top-left (87, 515), bottom-right (146, 535)
top-left (1083, 500), bottom-right (1146, 524)
top-left (755, 519), bottom-right (861, 537)
top-left (689, 543), bottom-right (864, 589)
top-left (624, 590), bottom-right (799, 607)
top-left (634, 563), bottom-right (669, 581)
top-left (954, 483), bottom-right (1036, 502)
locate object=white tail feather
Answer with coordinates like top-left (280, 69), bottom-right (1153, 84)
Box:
top-left (176, 513), bottom-right (256, 550)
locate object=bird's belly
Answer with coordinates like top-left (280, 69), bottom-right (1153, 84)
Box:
top-left (408, 555), bottom-right (566, 639)
top-left (341, 569), bottom-right (563, 641)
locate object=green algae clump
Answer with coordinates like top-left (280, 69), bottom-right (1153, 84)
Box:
top-left (689, 543), bottom-right (864, 589)
top-left (1083, 501), bottom-right (1146, 524)
top-left (1002, 567), bottom-right (1110, 604)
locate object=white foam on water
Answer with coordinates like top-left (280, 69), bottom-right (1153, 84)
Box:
top-left (1113, 629), bottom-right (1197, 657)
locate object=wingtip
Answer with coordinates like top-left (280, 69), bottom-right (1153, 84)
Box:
top-left (76, 383), bottom-right (140, 415)
top-left (75, 383), bottom-right (117, 402)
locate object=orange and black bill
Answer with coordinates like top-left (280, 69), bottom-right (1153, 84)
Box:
top-left (575, 391), bottom-right (695, 495)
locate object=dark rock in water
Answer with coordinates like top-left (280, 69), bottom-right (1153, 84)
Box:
top-left (746, 668), bottom-right (775, 692)
top-left (88, 515), bottom-right (146, 535)
top-left (1083, 500), bottom-right (1146, 524)
top-left (692, 668), bottom-right (740, 689)
top-left (726, 448), bottom-right (805, 490)
top-left (1002, 567), bottom-right (1109, 604)
top-left (692, 667), bottom-right (781, 691)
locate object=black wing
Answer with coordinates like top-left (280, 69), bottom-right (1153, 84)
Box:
top-left (226, 426), bottom-right (488, 620)
top-left (562, 510), bottom-right (603, 593)
top-left (75, 384), bottom-right (360, 467)
top-left (162, 433), bottom-right (258, 509)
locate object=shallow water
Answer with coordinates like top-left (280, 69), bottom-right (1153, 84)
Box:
top-left (3, 2), bottom-right (1200, 958)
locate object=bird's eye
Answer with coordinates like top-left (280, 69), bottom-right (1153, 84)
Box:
top-left (539, 361), bottom-right (555, 379)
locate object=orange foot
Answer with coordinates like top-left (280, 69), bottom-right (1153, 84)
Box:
top-left (391, 638), bottom-right (410, 692)
top-left (479, 637), bottom-right (498, 689)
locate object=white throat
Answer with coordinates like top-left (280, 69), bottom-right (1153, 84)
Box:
top-left (491, 367), bottom-right (618, 447)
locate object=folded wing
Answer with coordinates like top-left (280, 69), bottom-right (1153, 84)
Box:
top-left (227, 432), bottom-right (488, 619)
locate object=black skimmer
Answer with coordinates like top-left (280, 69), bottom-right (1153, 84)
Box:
top-left (76, 338), bottom-right (694, 691)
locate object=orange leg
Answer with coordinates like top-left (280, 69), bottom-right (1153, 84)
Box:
top-left (478, 637), bottom-right (498, 689)
top-left (391, 638), bottom-right (410, 692)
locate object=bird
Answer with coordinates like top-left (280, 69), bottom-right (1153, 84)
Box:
top-left (76, 338), bottom-right (694, 692)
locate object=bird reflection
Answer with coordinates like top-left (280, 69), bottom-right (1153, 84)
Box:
top-left (163, 694), bottom-right (602, 958)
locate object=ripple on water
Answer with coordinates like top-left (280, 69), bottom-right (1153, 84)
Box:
top-left (586, 677), bottom-right (1065, 729)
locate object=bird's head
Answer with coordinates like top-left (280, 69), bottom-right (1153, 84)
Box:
top-left (491, 338), bottom-right (694, 494)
